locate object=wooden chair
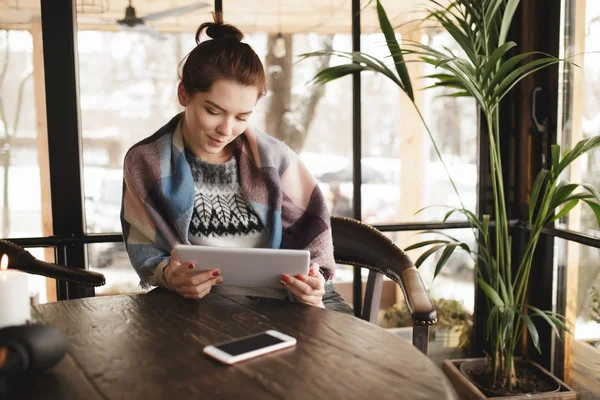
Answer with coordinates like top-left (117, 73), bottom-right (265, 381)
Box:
top-left (330, 216), bottom-right (437, 355)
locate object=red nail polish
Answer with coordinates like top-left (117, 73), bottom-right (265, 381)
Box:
top-left (282, 275), bottom-right (290, 282)
top-left (309, 269), bottom-right (316, 276)
top-left (296, 275), bottom-right (304, 282)
top-left (212, 270), bottom-right (220, 277)
top-left (188, 264), bottom-right (194, 270)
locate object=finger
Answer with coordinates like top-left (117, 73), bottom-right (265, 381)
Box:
top-left (170, 260), bottom-right (196, 277)
top-left (170, 270), bottom-right (198, 289)
top-left (180, 285), bottom-right (212, 300)
top-left (283, 281), bottom-right (322, 306)
top-left (187, 269), bottom-right (220, 286)
top-left (308, 262), bottom-right (320, 276)
top-left (282, 275), bottom-right (325, 297)
top-left (295, 273), bottom-right (324, 291)
top-left (177, 276), bottom-right (223, 295)
top-left (170, 248), bottom-right (180, 263)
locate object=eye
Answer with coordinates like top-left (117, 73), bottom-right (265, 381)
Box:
top-left (236, 117), bottom-right (247, 122)
top-left (205, 108), bottom-right (219, 115)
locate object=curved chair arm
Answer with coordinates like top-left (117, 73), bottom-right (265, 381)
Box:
top-left (0, 239), bottom-right (105, 287)
top-left (330, 216), bottom-right (437, 325)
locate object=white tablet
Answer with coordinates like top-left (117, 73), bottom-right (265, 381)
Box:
top-left (174, 244), bottom-right (310, 290)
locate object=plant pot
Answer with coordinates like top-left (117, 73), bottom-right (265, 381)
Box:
top-left (571, 339), bottom-right (600, 398)
top-left (442, 358), bottom-right (578, 399)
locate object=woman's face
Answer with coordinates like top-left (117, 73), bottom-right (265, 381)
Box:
top-left (178, 79), bottom-right (259, 163)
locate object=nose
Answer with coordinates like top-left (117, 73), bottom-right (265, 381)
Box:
top-left (215, 116), bottom-right (233, 137)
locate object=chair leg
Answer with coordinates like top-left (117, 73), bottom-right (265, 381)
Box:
top-left (361, 271), bottom-right (383, 324)
top-left (412, 324), bottom-right (429, 355)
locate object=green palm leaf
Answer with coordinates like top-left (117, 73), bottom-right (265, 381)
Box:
top-left (498, 0), bottom-right (521, 46)
top-left (414, 244), bottom-right (446, 268)
top-left (526, 305), bottom-right (567, 337)
top-left (529, 169), bottom-right (549, 222)
top-left (558, 136), bottom-right (600, 175)
top-left (584, 200), bottom-right (600, 228)
top-left (404, 239), bottom-right (451, 251)
top-left (478, 278), bottom-right (504, 307)
top-left (376, 0), bottom-right (414, 100)
top-left (434, 243), bottom-right (461, 278)
top-left (517, 310), bottom-right (541, 353)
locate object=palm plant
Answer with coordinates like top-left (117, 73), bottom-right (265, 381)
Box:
top-left (301, 0), bottom-right (600, 391)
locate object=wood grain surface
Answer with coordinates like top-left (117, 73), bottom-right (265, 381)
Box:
top-left (16, 292), bottom-right (456, 400)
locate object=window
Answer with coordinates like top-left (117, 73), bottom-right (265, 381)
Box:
top-left (0, 14), bottom-right (54, 303)
top-left (76, 6), bottom-right (351, 294)
top-left (557, 0), bottom-right (600, 392)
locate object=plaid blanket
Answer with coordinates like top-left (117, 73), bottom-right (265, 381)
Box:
top-left (121, 114), bottom-right (335, 288)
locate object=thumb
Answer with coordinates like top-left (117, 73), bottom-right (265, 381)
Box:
top-left (171, 247), bottom-right (180, 263)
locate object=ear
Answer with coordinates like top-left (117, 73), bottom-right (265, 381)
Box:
top-left (177, 82), bottom-right (188, 107)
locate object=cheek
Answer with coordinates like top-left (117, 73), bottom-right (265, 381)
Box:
top-left (187, 110), bottom-right (213, 131)
top-left (232, 121), bottom-right (248, 137)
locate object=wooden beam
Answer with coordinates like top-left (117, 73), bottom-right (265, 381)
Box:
top-left (563, 0), bottom-right (586, 384)
top-left (30, 17), bottom-right (57, 303)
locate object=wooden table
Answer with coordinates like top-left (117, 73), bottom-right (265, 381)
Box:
top-left (17, 292), bottom-right (456, 399)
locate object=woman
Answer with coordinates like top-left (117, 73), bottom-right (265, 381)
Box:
top-left (121, 14), bottom-right (352, 314)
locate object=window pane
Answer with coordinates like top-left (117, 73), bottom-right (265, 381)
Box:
top-left (0, 7), bottom-right (55, 302)
top-left (559, 0), bottom-right (600, 240)
top-left (361, 26), bottom-right (477, 224)
top-left (254, 33), bottom-right (353, 217)
top-left (77, 30), bottom-right (187, 293)
top-left (558, 2), bottom-right (600, 393)
top-left (76, 6), bottom-right (351, 293)
top-left (554, 238), bottom-right (600, 398)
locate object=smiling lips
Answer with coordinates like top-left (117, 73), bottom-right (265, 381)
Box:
top-left (209, 136), bottom-right (227, 145)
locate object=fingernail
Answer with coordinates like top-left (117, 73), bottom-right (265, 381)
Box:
top-left (215, 278), bottom-right (223, 284)
top-left (188, 264), bottom-right (195, 270)
top-left (212, 270), bottom-right (220, 277)
top-left (296, 275), bottom-right (305, 282)
top-left (309, 269), bottom-right (316, 276)
top-left (282, 275), bottom-right (290, 282)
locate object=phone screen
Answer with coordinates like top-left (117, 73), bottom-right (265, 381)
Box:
top-left (215, 333), bottom-right (285, 356)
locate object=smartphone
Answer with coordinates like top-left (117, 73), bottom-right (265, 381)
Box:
top-left (203, 330), bottom-right (296, 364)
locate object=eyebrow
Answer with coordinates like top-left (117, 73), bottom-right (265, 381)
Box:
top-left (205, 100), bottom-right (252, 115)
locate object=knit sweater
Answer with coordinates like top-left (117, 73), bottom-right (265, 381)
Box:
top-left (120, 113), bottom-right (335, 288)
top-left (185, 146), bottom-right (268, 248)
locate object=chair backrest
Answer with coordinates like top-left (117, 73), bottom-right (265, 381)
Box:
top-left (330, 216), bottom-right (437, 353)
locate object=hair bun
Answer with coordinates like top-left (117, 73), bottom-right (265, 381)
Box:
top-left (196, 14), bottom-right (244, 44)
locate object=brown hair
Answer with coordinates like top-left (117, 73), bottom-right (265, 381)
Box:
top-left (179, 13), bottom-right (267, 98)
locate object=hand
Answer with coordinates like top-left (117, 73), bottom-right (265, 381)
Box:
top-left (281, 262), bottom-right (325, 308)
top-left (164, 249), bottom-right (223, 299)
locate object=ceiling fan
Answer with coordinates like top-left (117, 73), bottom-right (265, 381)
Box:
top-left (80, 0), bottom-right (209, 40)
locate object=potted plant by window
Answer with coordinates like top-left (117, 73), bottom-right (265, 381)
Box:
top-left (301, 0), bottom-right (600, 397)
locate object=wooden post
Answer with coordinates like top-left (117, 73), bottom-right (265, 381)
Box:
top-left (31, 17), bottom-right (57, 303)
top-left (563, 0), bottom-right (586, 384)
top-left (396, 27), bottom-right (425, 305)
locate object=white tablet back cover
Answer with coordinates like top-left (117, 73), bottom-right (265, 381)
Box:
top-left (174, 245), bottom-right (310, 290)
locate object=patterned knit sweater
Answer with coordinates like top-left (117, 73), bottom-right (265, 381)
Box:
top-left (120, 113), bottom-right (335, 288)
top-left (185, 148), bottom-right (268, 248)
